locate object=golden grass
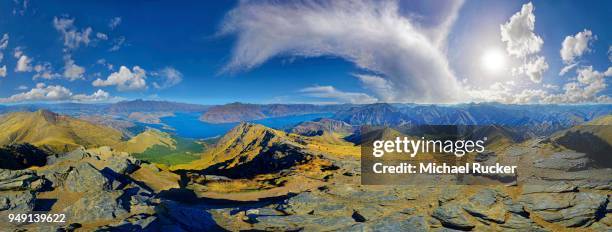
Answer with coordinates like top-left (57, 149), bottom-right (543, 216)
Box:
top-left (113, 129), bottom-right (176, 153)
top-left (0, 110), bottom-right (123, 153)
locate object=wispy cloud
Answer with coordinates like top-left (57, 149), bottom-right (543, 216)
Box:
top-left (152, 67), bottom-right (183, 89)
top-left (53, 16), bottom-right (92, 50)
top-left (299, 85), bottom-right (377, 104)
top-left (220, 0), bottom-right (464, 103)
top-left (108, 17), bottom-right (122, 30)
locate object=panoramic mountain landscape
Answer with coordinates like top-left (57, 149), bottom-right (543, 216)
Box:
top-left (1, 0), bottom-right (611, 231)
top-left (0, 100), bottom-right (610, 231)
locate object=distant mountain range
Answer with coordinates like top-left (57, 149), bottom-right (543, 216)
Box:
top-left (1, 101), bottom-right (610, 134)
top-left (0, 99), bottom-right (210, 116)
top-left (199, 102), bottom-right (347, 123)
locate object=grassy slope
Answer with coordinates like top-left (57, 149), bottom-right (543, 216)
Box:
top-left (113, 129), bottom-right (176, 153)
top-left (0, 110), bottom-right (123, 153)
top-left (133, 136), bottom-right (203, 165)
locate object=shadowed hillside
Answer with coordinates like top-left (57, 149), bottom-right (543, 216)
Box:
top-left (552, 115), bottom-right (612, 168)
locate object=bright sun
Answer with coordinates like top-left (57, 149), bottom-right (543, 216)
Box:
top-left (481, 49), bottom-right (506, 73)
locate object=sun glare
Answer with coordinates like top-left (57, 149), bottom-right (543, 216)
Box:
top-left (481, 49), bottom-right (507, 73)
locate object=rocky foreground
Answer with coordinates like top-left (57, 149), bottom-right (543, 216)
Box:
top-left (0, 141), bottom-right (609, 231)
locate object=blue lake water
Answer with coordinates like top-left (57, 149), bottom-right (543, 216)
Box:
top-left (145, 112), bottom-right (332, 139)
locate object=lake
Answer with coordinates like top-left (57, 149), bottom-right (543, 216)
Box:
top-left (146, 112), bottom-right (332, 139)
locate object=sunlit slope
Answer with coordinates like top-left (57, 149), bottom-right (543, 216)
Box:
top-left (172, 122), bottom-right (360, 171)
top-left (173, 123), bottom-right (300, 171)
top-left (113, 129), bottom-right (176, 153)
top-left (0, 110), bottom-right (123, 153)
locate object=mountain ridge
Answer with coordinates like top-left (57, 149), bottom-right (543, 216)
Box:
top-left (0, 110), bottom-right (124, 153)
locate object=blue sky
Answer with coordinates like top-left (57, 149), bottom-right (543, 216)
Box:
top-left (0, 0), bottom-right (610, 105)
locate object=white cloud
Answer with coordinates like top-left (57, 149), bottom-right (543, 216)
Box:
top-left (15, 54), bottom-right (32, 72)
top-left (13, 47), bottom-right (23, 58)
top-left (608, 46), bottom-right (612, 63)
top-left (0, 30), bottom-right (9, 64)
top-left (152, 67), bottom-right (183, 89)
top-left (559, 62), bottom-right (578, 76)
top-left (96, 32), bottom-right (108, 40)
top-left (97, 58), bottom-right (114, 70)
top-left (109, 36), bottom-right (125, 51)
top-left (515, 56), bottom-right (548, 83)
top-left (500, 2), bottom-right (543, 58)
top-left (0, 84), bottom-right (117, 103)
top-left (300, 85), bottom-right (377, 104)
top-left (0, 83), bottom-right (73, 103)
top-left (542, 83), bottom-right (559, 90)
top-left (467, 81), bottom-right (517, 103)
top-left (220, 0), bottom-right (463, 103)
top-left (109, 17), bottom-right (122, 30)
top-left (0, 65), bottom-right (6, 77)
top-left (354, 74), bottom-right (396, 102)
top-left (0, 33), bottom-right (8, 50)
top-left (560, 29), bottom-right (595, 64)
top-left (33, 62), bottom-right (60, 80)
top-left (63, 55), bottom-right (85, 80)
top-left (605, 67), bottom-right (612, 76)
top-left (93, 66), bottom-right (147, 91)
top-left (53, 16), bottom-right (92, 50)
top-left (520, 66), bottom-right (612, 104)
top-left (501, 2), bottom-right (548, 83)
top-left (72, 89), bottom-right (112, 102)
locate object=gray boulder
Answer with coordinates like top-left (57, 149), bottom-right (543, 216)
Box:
top-left (0, 190), bottom-right (35, 213)
top-left (62, 190), bottom-right (128, 222)
top-left (63, 162), bottom-right (111, 192)
top-left (432, 203), bottom-right (475, 230)
top-left (462, 189), bottom-right (507, 224)
top-left (0, 169), bottom-right (42, 191)
top-left (521, 182), bottom-right (578, 194)
top-left (105, 156), bottom-right (139, 175)
top-left (500, 214), bottom-right (547, 231)
top-left (281, 192), bottom-right (351, 216)
top-left (533, 151), bottom-right (590, 171)
top-left (520, 192), bottom-right (608, 227)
